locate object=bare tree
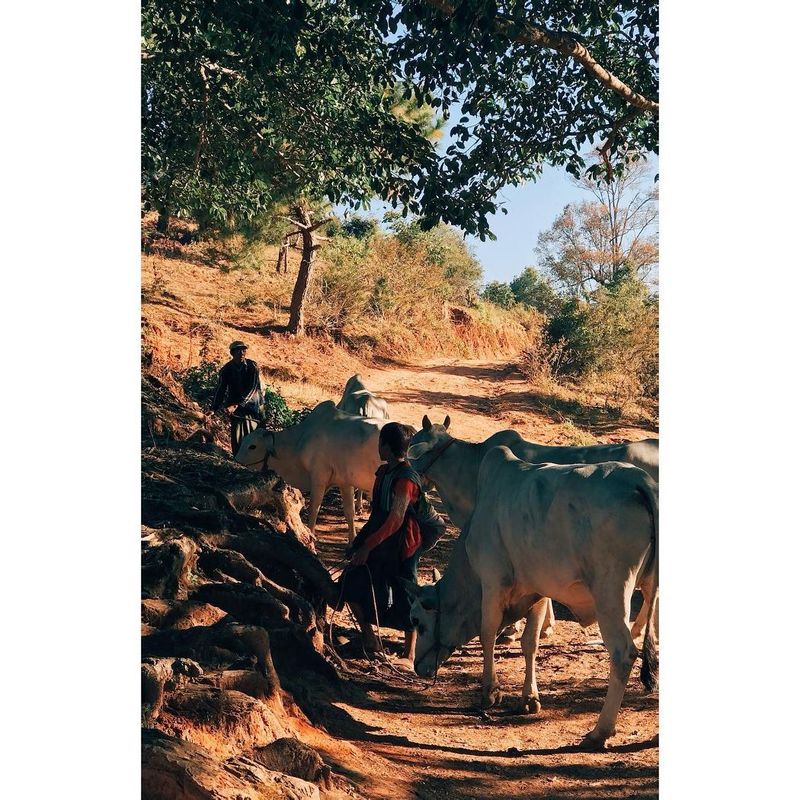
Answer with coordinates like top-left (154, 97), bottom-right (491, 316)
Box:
top-left (536, 159), bottom-right (658, 300)
top-left (282, 203), bottom-right (332, 336)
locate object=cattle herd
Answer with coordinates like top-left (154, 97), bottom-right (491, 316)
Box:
top-left (235, 374), bottom-right (659, 750)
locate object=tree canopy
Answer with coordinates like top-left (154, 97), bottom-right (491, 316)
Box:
top-left (141, 1), bottom-right (437, 230)
top-left (354, 0), bottom-right (659, 236)
top-left (142, 1), bottom-right (658, 239)
top-left (509, 266), bottom-right (560, 313)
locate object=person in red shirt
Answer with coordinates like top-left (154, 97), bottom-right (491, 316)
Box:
top-left (340, 422), bottom-right (424, 661)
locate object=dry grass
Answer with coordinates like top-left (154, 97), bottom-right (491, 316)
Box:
top-left (141, 216), bottom-right (656, 436)
top-left (141, 214), bottom-right (541, 389)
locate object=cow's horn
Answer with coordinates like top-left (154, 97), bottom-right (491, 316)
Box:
top-left (399, 578), bottom-right (422, 598)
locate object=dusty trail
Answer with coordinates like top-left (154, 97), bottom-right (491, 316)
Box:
top-left (357, 357), bottom-right (655, 444)
top-left (309, 357), bottom-right (658, 800)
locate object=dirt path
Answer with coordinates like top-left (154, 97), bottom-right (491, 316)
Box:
top-left (308, 357), bottom-right (658, 800)
top-left (359, 357), bottom-right (656, 445)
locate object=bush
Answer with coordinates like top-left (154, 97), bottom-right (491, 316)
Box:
top-left (311, 235), bottom-right (373, 330)
top-left (481, 281), bottom-right (516, 309)
top-left (181, 361), bottom-right (221, 406)
top-left (535, 276), bottom-right (658, 411)
top-left (546, 299), bottom-right (600, 376)
top-left (510, 267), bottom-right (560, 314)
top-left (341, 216), bottom-right (378, 240)
top-left (262, 386), bottom-right (309, 430)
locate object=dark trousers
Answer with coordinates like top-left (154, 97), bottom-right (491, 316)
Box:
top-left (340, 548), bottom-right (421, 631)
top-left (230, 413), bottom-right (258, 455)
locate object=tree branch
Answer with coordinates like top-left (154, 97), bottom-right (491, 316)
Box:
top-left (307, 217), bottom-right (334, 233)
top-left (424, 0), bottom-right (659, 113)
top-left (281, 216), bottom-right (307, 230)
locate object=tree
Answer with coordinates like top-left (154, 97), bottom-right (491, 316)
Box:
top-left (535, 158), bottom-right (658, 299)
top-left (352, 0), bottom-right (659, 237)
top-left (509, 267), bottom-right (560, 314)
top-left (143, 1), bottom-right (658, 329)
top-left (481, 281), bottom-right (516, 308)
top-left (386, 213), bottom-right (483, 305)
top-left (142, 1), bottom-right (439, 333)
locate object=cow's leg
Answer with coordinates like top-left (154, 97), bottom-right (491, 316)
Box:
top-left (479, 589), bottom-right (505, 709)
top-left (631, 577), bottom-right (658, 644)
top-left (582, 583), bottom-right (638, 750)
top-left (308, 478), bottom-right (327, 536)
top-left (340, 485), bottom-right (356, 544)
top-left (541, 598), bottom-right (556, 639)
top-left (520, 597), bottom-right (550, 714)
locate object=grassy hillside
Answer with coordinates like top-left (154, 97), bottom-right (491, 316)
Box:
top-left (141, 215), bottom-right (543, 410)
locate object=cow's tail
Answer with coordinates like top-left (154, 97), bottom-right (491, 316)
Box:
top-left (637, 475), bottom-right (659, 692)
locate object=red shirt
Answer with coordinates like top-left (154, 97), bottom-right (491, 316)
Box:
top-left (364, 474), bottom-right (422, 560)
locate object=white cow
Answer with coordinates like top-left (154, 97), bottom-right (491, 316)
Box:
top-left (407, 446), bottom-right (658, 750)
top-left (336, 375), bottom-right (390, 514)
top-left (337, 374), bottom-right (390, 420)
top-left (234, 401), bottom-right (386, 542)
top-left (407, 416), bottom-right (659, 640)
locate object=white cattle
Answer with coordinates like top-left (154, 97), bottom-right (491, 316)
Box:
top-left (234, 401), bottom-right (386, 542)
top-left (337, 374), bottom-right (390, 420)
top-left (407, 416), bottom-right (659, 640)
top-left (336, 376), bottom-right (391, 514)
top-left (407, 446), bottom-right (658, 750)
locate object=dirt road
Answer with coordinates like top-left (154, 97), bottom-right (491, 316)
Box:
top-left (360, 357), bottom-right (656, 445)
top-left (309, 357), bottom-right (658, 800)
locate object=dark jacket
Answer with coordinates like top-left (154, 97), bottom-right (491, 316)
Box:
top-left (211, 359), bottom-right (263, 412)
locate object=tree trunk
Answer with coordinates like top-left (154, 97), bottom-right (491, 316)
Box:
top-left (287, 205), bottom-right (316, 336)
top-left (156, 207), bottom-right (170, 234)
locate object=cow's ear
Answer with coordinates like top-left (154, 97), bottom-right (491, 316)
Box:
top-left (422, 415), bottom-right (432, 431)
top-left (443, 415), bottom-right (451, 430)
top-left (399, 578), bottom-right (422, 598)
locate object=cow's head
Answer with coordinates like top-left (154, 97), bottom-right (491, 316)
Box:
top-left (407, 415), bottom-right (451, 477)
top-left (234, 428), bottom-right (276, 469)
top-left (404, 579), bottom-right (467, 678)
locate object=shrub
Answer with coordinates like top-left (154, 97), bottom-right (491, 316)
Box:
top-left (262, 386), bottom-right (309, 430)
top-left (181, 362), bottom-right (308, 428)
top-left (534, 276), bottom-right (658, 412)
top-left (181, 361), bottom-right (221, 406)
top-left (510, 267), bottom-right (560, 314)
top-left (341, 216), bottom-right (378, 240)
top-left (546, 298), bottom-right (600, 376)
top-left (481, 281), bottom-right (516, 308)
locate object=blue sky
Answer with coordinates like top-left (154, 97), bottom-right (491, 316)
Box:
top-left (466, 155), bottom-right (659, 284)
top-left (338, 100), bottom-right (659, 285)
top-left (342, 154), bottom-right (658, 285)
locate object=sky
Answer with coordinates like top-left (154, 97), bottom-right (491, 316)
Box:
top-left (343, 155), bottom-right (659, 286)
top-left (339, 107), bottom-right (659, 286)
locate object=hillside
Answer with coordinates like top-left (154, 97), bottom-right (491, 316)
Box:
top-left (141, 217), bottom-right (656, 442)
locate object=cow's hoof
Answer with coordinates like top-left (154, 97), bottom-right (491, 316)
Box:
top-left (540, 625), bottom-right (554, 640)
top-left (481, 688), bottom-right (504, 709)
top-left (579, 730), bottom-right (612, 751)
top-left (521, 696), bottom-right (541, 715)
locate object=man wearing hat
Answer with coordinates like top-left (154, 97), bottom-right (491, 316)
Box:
top-left (211, 341), bottom-right (264, 454)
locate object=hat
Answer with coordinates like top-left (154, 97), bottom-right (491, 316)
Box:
top-left (229, 340), bottom-right (248, 352)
